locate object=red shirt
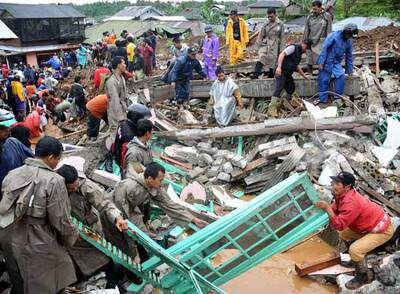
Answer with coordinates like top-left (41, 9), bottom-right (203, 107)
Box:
top-left (93, 67), bottom-right (111, 89)
top-left (12, 111), bottom-right (41, 138)
top-left (330, 189), bottom-right (390, 234)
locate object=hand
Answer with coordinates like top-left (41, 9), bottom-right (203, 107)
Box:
top-left (275, 67), bottom-right (282, 77)
top-left (115, 216), bottom-right (128, 232)
top-left (171, 82), bottom-right (175, 88)
top-left (304, 74), bottom-right (310, 80)
top-left (192, 217), bottom-right (208, 228)
top-left (315, 201), bottom-right (330, 210)
top-left (318, 64), bottom-right (323, 70)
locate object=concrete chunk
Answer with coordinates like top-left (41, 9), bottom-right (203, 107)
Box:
top-left (199, 153), bottom-right (214, 165)
top-left (217, 172), bottom-right (231, 182)
top-left (231, 154), bottom-right (247, 169)
top-left (222, 162), bottom-right (234, 174)
top-left (188, 167), bottom-right (206, 179)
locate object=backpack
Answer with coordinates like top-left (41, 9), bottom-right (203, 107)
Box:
top-left (0, 168), bottom-right (39, 228)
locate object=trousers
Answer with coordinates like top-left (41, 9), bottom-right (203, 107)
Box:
top-left (339, 221), bottom-right (394, 262)
top-left (203, 59), bottom-right (217, 81)
top-left (272, 73), bottom-right (295, 98)
top-left (229, 40), bottom-right (244, 65)
top-left (175, 80), bottom-right (190, 104)
top-left (318, 69), bottom-right (345, 102)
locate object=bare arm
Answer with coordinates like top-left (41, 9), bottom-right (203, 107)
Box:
top-left (297, 65), bottom-right (309, 79)
top-left (275, 51), bottom-right (286, 76)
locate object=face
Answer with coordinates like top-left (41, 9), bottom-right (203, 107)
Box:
top-left (301, 43), bottom-right (309, 52)
top-left (230, 15), bottom-right (238, 21)
top-left (66, 179), bottom-right (79, 193)
top-left (267, 13), bottom-right (276, 22)
top-left (206, 31), bottom-right (212, 38)
top-left (312, 5), bottom-right (321, 15)
top-left (188, 52), bottom-right (196, 60)
top-left (331, 181), bottom-right (351, 197)
top-left (217, 72), bottom-right (225, 82)
top-left (117, 59), bottom-right (127, 72)
top-left (174, 42), bottom-right (182, 49)
top-left (147, 171), bottom-right (165, 189)
top-left (0, 127), bottom-right (9, 140)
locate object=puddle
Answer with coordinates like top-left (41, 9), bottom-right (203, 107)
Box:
top-left (221, 237), bottom-right (339, 294)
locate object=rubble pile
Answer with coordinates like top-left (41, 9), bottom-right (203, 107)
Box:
top-left (355, 24), bottom-right (400, 51)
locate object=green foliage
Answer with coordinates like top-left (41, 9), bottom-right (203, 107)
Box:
top-left (73, 1), bottom-right (131, 20)
top-left (200, 0), bottom-right (224, 24)
top-left (335, 0), bottom-right (400, 19)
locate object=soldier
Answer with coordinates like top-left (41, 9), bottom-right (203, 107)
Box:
top-left (0, 136), bottom-right (79, 294)
top-left (57, 160), bottom-right (127, 281)
top-left (225, 9), bottom-right (249, 65)
top-left (303, 0), bottom-right (332, 74)
top-left (252, 8), bottom-right (284, 79)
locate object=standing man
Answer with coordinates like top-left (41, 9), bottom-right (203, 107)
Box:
top-left (252, 8), bottom-right (284, 79)
top-left (126, 36), bottom-right (136, 73)
top-left (316, 23), bottom-right (357, 105)
top-left (202, 26), bottom-right (219, 81)
top-left (11, 76), bottom-right (25, 118)
top-left (303, 0), bottom-right (332, 75)
top-left (86, 94), bottom-right (108, 141)
top-left (146, 30), bottom-right (157, 68)
top-left (0, 136), bottom-right (79, 293)
top-left (316, 172), bottom-right (394, 290)
top-left (169, 48), bottom-right (206, 108)
top-left (170, 37), bottom-right (189, 63)
top-left (105, 56), bottom-right (128, 142)
top-left (269, 40), bottom-right (312, 117)
top-left (70, 76), bottom-right (86, 119)
top-left (225, 9), bottom-right (249, 65)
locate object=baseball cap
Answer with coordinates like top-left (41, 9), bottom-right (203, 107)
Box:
top-left (204, 25), bottom-right (213, 33)
top-left (230, 9), bottom-right (238, 16)
top-left (330, 171), bottom-right (356, 186)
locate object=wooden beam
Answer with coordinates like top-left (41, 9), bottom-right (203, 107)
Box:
top-left (231, 157), bottom-right (268, 179)
top-left (156, 115), bottom-right (377, 140)
top-left (295, 252), bottom-right (340, 276)
top-left (160, 154), bottom-right (193, 170)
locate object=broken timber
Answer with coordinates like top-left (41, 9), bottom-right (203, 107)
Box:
top-left (295, 252), bottom-right (340, 276)
top-left (157, 115), bottom-right (377, 140)
top-left (150, 76), bottom-right (361, 101)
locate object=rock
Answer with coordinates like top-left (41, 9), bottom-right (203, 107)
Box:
top-left (188, 167), bottom-right (205, 179)
top-left (206, 166), bottom-right (220, 178)
top-left (222, 162), bottom-right (234, 174)
top-left (231, 154), bottom-right (247, 169)
top-left (295, 161), bottom-right (307, 172)
top-left (217, 172), bottom-right (231, 182)
top-left (149, 219), bottom-right (162, 231)
top-left (213, 157), bottom-right (225, 166)
top-left (214, 149), bottom-right (231, 159)
top-left (196, 175), bottom-right (209, 184)
top-left (199, 153), bottom-right (214, 165)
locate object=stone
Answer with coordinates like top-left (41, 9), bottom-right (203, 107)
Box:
top-left (188, 167), bottom-right (206, 179)
top-left (213, 157), bottom-right (225, 166)
top-left (206, 166), bottom-right (219, 178)
top-left (222, 162), bottom-right (234, 174)
top-left (149, 219), bottom-right (162, 231)
top-left (214, 149), bottom-right (231, 159)
top-left (196, 175), bottom-right (209, 184)
top-left (295, 161), bottom-right (307, 172)
top-left (199, 153), bottom-right (214, 165)
top-left (231, 154), bottom-right (247, 169)
top-left (217, 172), bottom-right (231, 182)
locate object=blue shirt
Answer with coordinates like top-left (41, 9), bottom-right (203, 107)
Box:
top-left (316, 30), bottom-right (353, 77)
top-left (0, 137), bottom-right (33, 190)
top-left (169, 55), bottom-right (206, 83)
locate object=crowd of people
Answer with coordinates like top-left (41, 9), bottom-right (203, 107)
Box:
top-left (0, 1), bottom-right (379, 293)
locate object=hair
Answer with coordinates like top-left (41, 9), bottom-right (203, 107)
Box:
top-left (312, 0), bottom-right (322, 7)
top-left (13, 76), bottom-right (20, 82)
top-left (35, 136), bottom-right (63, 157)
top-left (48, 89), bottom-right (55, 96)
top-left (127, 36), bottom-right (133, 43)
top-left (57, 164), bottom-right (78, 184)
top-left (215, 66), bottom-right (224, 76)
top-left (303, 38), bottom-right (313, 48)
top-left (267, 8), bottom-right (276, 14)
top-left (173, 36), bottom-right (181, 43)
top-left (10, 125), bottom-right (30, 148)
top-left (136, 119), bottom-right (153, 137)
top-left (144, 162), bottom-right (165, 180)
top-left (144, 38), bottom-right (151, 46)
top-left (74, 76), bottom-right (81, 83)
top-left (111, 56), bottom-right (124, 69)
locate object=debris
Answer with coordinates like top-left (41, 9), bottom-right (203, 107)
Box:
top-left (217, 172), bottom-right (231, 182)
top-left (295, 252), bottom-right (340, 277)
top-left (180, 181), bottom-right (207, 205)
top-left (188, 167), bottom-right (206, 179)
top-left (211, 186), bottom-right (246, 210)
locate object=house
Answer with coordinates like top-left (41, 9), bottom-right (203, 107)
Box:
top-left (104, 6), bottom-right (164, 21)
top-left (247, 1), bottom-right (286, 14)
top-left (0, 3), bottom-right (85, 66)
top-left (223, 6), bottom-right (249, 16)
top-left (285, 3), bottom-right (303, 16)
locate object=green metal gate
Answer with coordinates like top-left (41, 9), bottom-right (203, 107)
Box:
top-left (73, 172), bottom-right (329, 293)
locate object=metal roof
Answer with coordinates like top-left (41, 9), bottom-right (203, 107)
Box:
top-left (333, 16), bottom-right (399, 31)
top-left (247, 1), bottom-right (285, 8)
top-left (0, 19), bottom-right (17, 40)
top-left (104, 6), bottom-right (164, 21)
top-left (0, 3), bottom-right (85, 19)
top-left (0, 43), bottom-right (79, 54)
top-left (144, 15), bottom-right (188, 22)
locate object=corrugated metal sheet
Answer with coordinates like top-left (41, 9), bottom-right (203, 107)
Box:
top-left (248, 0), bottom-right (285, 8)
top-left (0, 43), bottom-right (79, 54)
top-left (333, 17), bottom-right (399, 31)
top-left (104, 6), bottom-right (164, 21)
top-left (0, 3), bottom-right (85, 19)
top-left (145, 15), bottom-right (188, 22)
top-left (0, 19), bottom-right (17, 40)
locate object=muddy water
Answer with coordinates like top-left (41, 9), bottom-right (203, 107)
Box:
top-left (221, 237), bottom-right (339, 294)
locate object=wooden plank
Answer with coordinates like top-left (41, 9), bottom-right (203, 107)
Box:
top-left (295, 251), bottom-right (340, 277)
top-left (160, 154), bottom-right (193, 170)
top-left (244, 167), bottom-right (275, 186)
top-left (244, 136), bottom-right (269, 164)
top-left (260, 143), bottom-right (298, 158)
top-left (231, 157), bottom-right (268, 179)
top-left (358, 183), bottom-right (400, 215)
top-left (258, 136), bottom-right (296, 152)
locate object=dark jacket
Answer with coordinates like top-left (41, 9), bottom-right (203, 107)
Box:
top-left (282, 44), bottom-right (303, 75)
top-left (113, 119), bottom-right (137, 167)
top-left (169, 55), bottom-right (206, 83)
top-left (70, 83), bottom-right (86, 108)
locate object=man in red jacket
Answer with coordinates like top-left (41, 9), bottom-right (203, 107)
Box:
top-left (316, 172), bottom-right (394, 290)
top-left (93, 61), bottom-right (111, 90)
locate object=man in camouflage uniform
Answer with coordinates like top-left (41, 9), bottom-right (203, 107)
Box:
top-left (303, 0), bottom-right (332, 74)
top-left (252, 8), bottom-right (284, 79)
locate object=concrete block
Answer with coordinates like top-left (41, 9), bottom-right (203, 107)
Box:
top-left (217, 172), bottom-right (231, 182)
top-left (196, 175), bottom-right (209, 184)
top-left (199, 153), bottom-right (214, 165)
top-left (213, 157), bottom-right (225, 166)
top-left (231, 154), bottom-right (247, 169)
top-left (188, 167), bottom-right (206, 179)
top-left (206, 166), bottom-right (220, 178)
top-left (222, 162), bottom-right (234, 174)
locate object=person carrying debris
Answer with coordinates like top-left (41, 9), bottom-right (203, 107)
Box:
top-left (303, 0), bottom-right (332, 75)
top-left (86, 94), bottom-right (109, 141)
top-left (123, 118), bottom-right (153, 178)
top-left (208, 67), bottom-right (243, 126)
top-left (169, 47), bottom-right (206, 109)
top-left (269, 39), bottom-right (312, 117)
top-left (0, 136), bottom-right (79, 294)
top-left (105, 56), bottom-right (128, 143)
top-left (316, 172), bottom-right (394, 290)
top-left (202, 26), bottom-right (219, 81)
top-left (113, 103), bottom-right (151, 169)
top-left (225, 9), bottom-right (249, 65)
top-left (57, 162), bottom-right (127, 285)
top-left (315, 23), bottom-right (357, 105)
top-left (252, 8), bottom-right (284, 79)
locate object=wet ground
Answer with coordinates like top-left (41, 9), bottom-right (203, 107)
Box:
top-left (222, 237), bottom-right (338, 294)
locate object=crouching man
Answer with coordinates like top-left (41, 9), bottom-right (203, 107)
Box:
top-left (316, 172), bottom-right (394, 290)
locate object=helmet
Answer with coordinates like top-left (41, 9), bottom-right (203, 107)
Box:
top-left (127, 103), bottom-right (150, 123)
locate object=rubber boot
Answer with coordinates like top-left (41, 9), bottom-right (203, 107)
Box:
top-left (267, 96), bottom-right (280, 118)
top-left (251, 61), bottom-right (263, 79)
top-left (307, 64), bottom-right (314, 75)
top-left (345, 259), bottom-right (370, 290)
